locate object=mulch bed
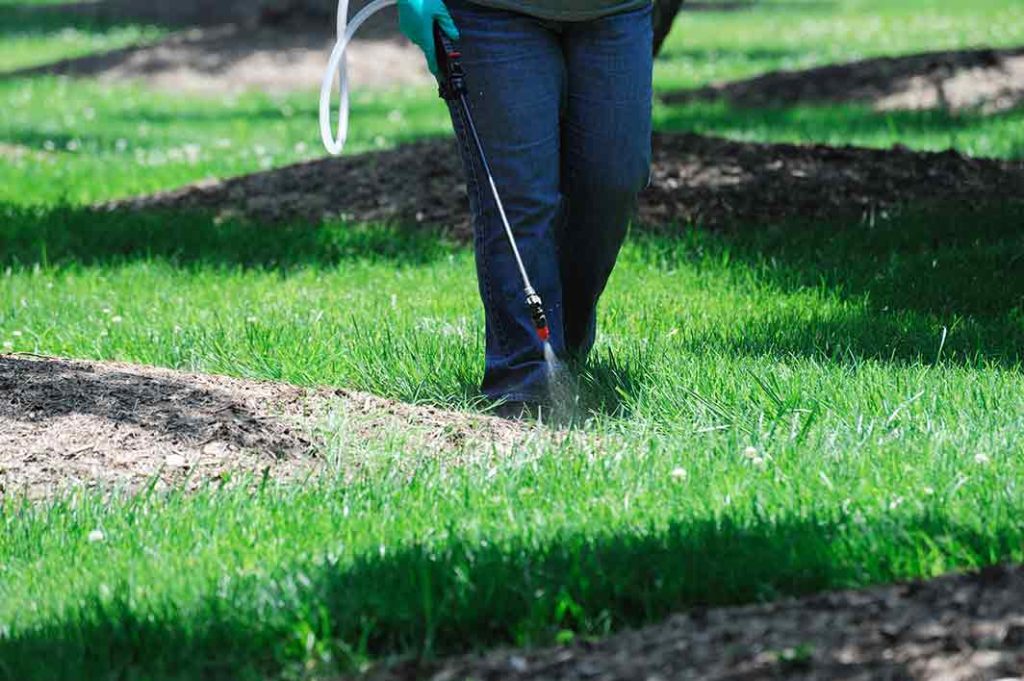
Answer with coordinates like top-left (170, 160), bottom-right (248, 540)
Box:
top-left (360, 564), bottom-right (1024, 681)
top-left (662, 46), bottom-right (1024, 113)
top-left (103, 133), bottom-right (1024, 240)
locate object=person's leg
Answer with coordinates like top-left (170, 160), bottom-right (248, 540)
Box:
top-left (443, 0), bottom-right (566, 403)
top-left (558, 4), bottom-right (653, 357)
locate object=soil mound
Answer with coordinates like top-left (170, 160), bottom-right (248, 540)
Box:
top-left (365, 564), bottom-right (1024, 681)
top-left (103, 133), bottom-right (1024, 237)
top-left (663, 46), bottom-right (1024, 114)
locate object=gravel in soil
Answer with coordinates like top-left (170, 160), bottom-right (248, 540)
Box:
top-left (0, 354), bottom-right (529, 499)
top-left (103, 133), bottom-right (1024, 239)
top-left (662, 46), bottom-right (1024, 114)
top-left (360, 564), bottom-right (1024, 681)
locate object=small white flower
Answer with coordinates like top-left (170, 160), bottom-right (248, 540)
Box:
top-left (923, 486), bottom-right (935, 496)
top-left (88, 529), bottom-right (105, 543)
top-left (110, 315), bottom-right (123, 324)
top-left (102, 307), bottom-right (112, 315)
top-left (743, 446), bottom-right (759, 460)
top-left (246, 315), bottom-right (258, 324)
top-left (11, 330), bottom-right (22, 337)
top-left (670, 467), bottom-right (688, 481)
top-left (750, 456), bottom-right (767, 468)
top-left (2, 341), bottom-right (13, 350)
top-left (974, 453), bottom-right (991, 466)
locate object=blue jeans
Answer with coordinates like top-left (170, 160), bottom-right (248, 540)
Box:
top-left (445, 0), bottom-right (653, 403)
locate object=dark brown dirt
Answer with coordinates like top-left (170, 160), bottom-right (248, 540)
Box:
top-left (0, 354), bottom-right (531, 499)
top-left (360, 564), bottom-right (1024, 681)
top-left (663, 46), bottom-right (1024, 114)
top-left (102, 133), bottom-right (1024, 238)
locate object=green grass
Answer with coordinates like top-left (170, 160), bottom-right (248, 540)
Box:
top-left (2, 0), bottom-right (1024, 678)
top-left (0, 78), bottom-right (451, 206)
top-left (0, 3), bottom-right (166, 72)
top-left (655, 100), bottom-right (1024, 159)
top-left (656, 0), bottom-right (1024, 91)
top-left (1, 0), bottom-right (1021, 213)
top-left (1, 203), bottom-right (1023, 679)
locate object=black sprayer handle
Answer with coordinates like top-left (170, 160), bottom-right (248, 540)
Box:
top-left (433, 21), bottom-right (465, 100)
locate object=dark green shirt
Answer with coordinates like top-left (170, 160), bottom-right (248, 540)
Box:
top-left (467, 0), bottom-right (650, 21)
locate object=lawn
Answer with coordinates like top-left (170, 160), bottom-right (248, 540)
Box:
top-left (0, 0), bottom-right (166, 72)
top-left (1, 0), bottom-right (1023, 678)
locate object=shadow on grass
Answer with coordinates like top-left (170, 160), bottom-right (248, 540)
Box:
top-left (3, 200), bottom-right (1021, 371)
top-left (0, 4), bottom-right (157, 41)
top-left (654, 100), bottom-right (1024, 159)
top-left (637, 201), bottom-right (1024, 367)
top-left (0, 202), bottom-right (455, 270)
top-left (0, 507), bottom-right (1017, 680)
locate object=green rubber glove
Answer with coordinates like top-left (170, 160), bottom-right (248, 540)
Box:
top-left (397, 0), bottom-right (459, 76)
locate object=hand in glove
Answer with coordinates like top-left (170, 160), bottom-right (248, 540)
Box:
top-left (397, 0), bottom-right (459, 75)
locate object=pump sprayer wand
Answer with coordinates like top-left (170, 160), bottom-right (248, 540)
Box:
top-left (432, 24), bottom-right (550, 343)
top-left (319, 3), bottom-right (549, 343)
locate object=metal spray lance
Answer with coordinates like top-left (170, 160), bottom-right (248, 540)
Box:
top-left (432, 23), bottom-right (551, 343)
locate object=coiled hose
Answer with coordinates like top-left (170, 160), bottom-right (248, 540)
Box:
top-left (319, 0), bottom-right (398, 155)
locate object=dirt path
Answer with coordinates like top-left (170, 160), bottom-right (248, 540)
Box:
top-left (663, 46), bottom-right (1024, 114)
top-left (0, 354), bottom-right (525, 499)
top-left (362, 564), bottom-right (1024, 681)
top-left (104, 133), bottom-right (1024, 238)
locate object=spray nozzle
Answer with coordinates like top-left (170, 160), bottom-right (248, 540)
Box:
top-left (525, 291), bottom-right (549, 342)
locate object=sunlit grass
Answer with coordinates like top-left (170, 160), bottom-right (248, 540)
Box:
top-left (1, 204), bottom-right (1023, 679)
top-left (2, 0), bottom-right (1024, 678)
top-left (656, 0), bottom-right (1024, 91)
top-left (0, 77), bottom-right (450, 205)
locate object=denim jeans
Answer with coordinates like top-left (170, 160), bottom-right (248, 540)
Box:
top-left (444, 0), bottom-right (653, 403)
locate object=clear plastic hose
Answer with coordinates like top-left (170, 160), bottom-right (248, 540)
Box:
top-left (319, 0), bottom-right (398, 155)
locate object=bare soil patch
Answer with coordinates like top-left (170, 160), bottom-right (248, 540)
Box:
top-left (362, 564), bottom-right (1024, 681)
top-left (103, 133), bottom-right (1024, 238)
top-left (663, 46), bottom-right (1024, 114)
top-left (0, 354), bottom-right (526, 499)
top-left (5, 13), bottom-right (430, 94)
